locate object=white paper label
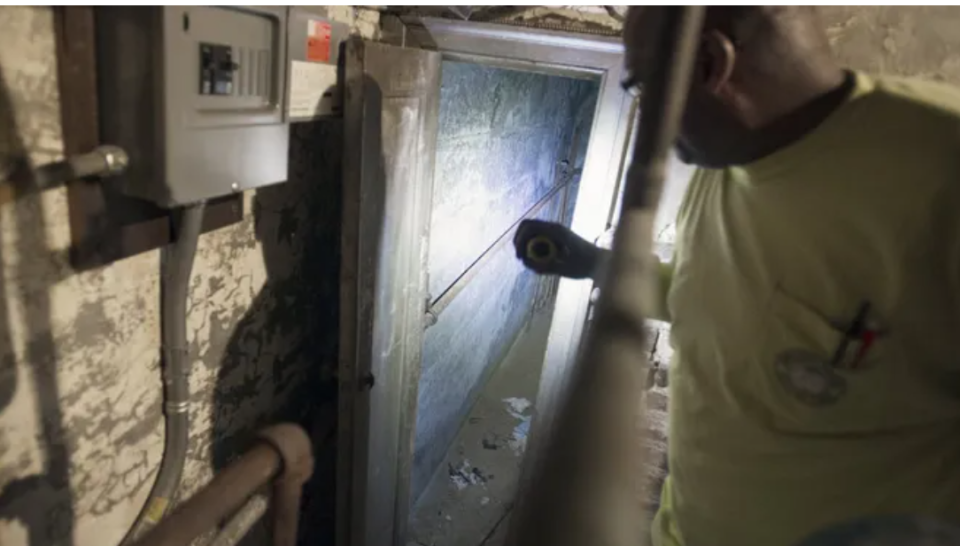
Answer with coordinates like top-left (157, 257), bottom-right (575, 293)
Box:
top-left (288, 60), bottom-right (339, 119)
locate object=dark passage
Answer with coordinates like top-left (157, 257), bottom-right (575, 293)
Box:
top-left (411, 60), bottom-right (600, 505)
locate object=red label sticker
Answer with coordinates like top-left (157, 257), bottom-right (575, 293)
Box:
top-left (306, 20), bottom-right (332, 63)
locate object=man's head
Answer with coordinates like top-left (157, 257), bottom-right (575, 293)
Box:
top-left (623, 7), bottom-right (843, 167)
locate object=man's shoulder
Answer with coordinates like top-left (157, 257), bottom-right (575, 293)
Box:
top-left (844, 73), bottom-right (960, 167)
top-left (868, 74), bottom-right (960, 126)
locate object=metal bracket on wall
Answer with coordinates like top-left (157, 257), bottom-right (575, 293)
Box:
top-left (54, 6), bottom-right (244, 272)
top-left (379, 15), bottom-right (408, 48)
top-left (380, 14), bottom-right (442, 50)
top-left (397, 16), bottom-right (446, 50)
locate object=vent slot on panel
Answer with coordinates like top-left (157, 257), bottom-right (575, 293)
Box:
top-left (258, 49), bottom-right (270, 101)
top-left (241, 47), bottom-right (250, 96)
top-left (232, 47), bottom-right (272, 101)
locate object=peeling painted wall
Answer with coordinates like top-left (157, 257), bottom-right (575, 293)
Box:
top-left (0, 6), bottom-right (378, 546)
top-left (412, 63), bottom-right (599, 503)
top-left (471, 6), bottom-right (623, 35)
top-left (393, 6), bottom-right (623, 34)
top-left (823, 7), bottom-right (960, 83)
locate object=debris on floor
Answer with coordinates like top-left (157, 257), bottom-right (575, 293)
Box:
top-left (409, 311), bottom-right (554, 546)
top-left (507, 417), bottom-right (531, 455)
top-left (448, 459), bottom-right (492, 490)
top-left (502, 397), bottom-right (533, 455)
top-left (502, 397), bottom-right (532, 419)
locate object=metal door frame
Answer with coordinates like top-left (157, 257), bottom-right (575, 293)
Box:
top-left (341, 19), bottom-right (633, 546)
top-left (339, 38), bottom-right (442, 546)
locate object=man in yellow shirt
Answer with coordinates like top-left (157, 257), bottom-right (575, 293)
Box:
top-left (515, 6), bottom-right (960, 546)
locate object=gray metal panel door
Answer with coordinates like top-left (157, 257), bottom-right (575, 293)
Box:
top-left (339, 38), bottom-right (441, 546)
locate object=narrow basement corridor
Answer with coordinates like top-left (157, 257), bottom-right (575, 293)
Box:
top-left (408, 308), bottom-right (554, 546)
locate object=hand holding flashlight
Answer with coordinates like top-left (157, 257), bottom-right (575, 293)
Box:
top-left (513, 219), bottom-right (606, 280)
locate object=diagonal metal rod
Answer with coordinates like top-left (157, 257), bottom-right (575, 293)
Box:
top-left (427, 175), bottom-right (576, 323)
top-left (505, 7), bottom-right (705, 546)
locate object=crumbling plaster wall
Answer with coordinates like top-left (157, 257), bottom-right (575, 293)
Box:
top-left (481, 5), bottom-right (623, 34)
top-left (0, 6), bottom-right (379, 546)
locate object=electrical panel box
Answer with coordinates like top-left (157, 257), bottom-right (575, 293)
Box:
top-left (96, 7), bottom-right (290, 207)
top-left (286, 8), bottom-right (349, 122)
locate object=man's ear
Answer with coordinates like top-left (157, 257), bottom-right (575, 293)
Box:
top-left (698, 30), bottom-right (736, 96)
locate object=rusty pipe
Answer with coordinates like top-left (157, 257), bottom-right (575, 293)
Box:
top-left (506, 7), bottom-right (704, 546)
top-left (259, 424), bottom-right (315, 546)
top-left (132, 423), bottom-right (314, 546)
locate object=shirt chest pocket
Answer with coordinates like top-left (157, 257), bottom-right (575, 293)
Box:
top-left (757, 289), bottom-right (903, 434)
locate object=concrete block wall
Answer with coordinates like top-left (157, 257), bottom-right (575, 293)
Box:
top-left (0, 7), bottom-right (379, 546)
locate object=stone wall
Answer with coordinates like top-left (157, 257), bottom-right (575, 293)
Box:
top-left (0, 6), bottom-right (379, 546)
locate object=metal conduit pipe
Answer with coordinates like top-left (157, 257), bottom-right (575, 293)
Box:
top-left (506, 7), bottom-right (705, 546)
top-left (32, 145), bottom-right (129, 188)
top-left (122, 202), bottom-right (207, 545)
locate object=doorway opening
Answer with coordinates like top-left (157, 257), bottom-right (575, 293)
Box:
top-left (338, 19), bottom-right (630, 546)
top-left (408, 59), bottom-right (601, 546)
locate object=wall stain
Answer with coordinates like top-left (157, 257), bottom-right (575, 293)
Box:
top-left (207, 276), bottom-right (225, 298)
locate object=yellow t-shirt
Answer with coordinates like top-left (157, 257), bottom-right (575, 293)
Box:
top-left (654, 72), bottom-right (960, 546)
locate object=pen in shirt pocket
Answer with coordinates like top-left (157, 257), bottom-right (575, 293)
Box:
top-left (830, 301), bottom-right (876, 369)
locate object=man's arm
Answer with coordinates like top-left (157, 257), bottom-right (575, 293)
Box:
top-left (596, 249), bottom-right (674, 322)
top-left (513, 219), bottom-right (674, 323)
top-left (513, 219), bottom-right (603, 280)
top-left (654, 256), bottom-right (674, 323)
